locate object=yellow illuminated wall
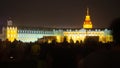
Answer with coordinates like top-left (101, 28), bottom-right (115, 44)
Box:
top-left (56, 36), bottom-right (61, 43)
top-left (63, 32), bottom-right (85, 43)
top-left (6, 27), bottom-right (18, 42)
top-left (63, 29), bottom-right (113, 43)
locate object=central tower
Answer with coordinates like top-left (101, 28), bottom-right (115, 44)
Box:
top-left (6, 18), bottom-right (18, 42)
top-left (83, 8), bottom-right (93, 29)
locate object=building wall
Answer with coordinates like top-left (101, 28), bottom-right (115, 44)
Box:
top-left (6, 26), bottom-right (18, 42)
top-left (17, 29), bottom-right (55, 42)
top-left (63, 29), bottom-right (113, 43)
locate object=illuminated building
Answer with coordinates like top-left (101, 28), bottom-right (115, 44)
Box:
top-left (0, 8), bottom-right (113, 43)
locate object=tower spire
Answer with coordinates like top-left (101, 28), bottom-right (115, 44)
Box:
top-left (87, 8), bottom-right (89, 16)
top-left (83, 8), bottom-right (93, 29)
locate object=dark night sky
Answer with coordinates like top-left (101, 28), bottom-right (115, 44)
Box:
top-left (0, 0), bottom-right (120, 28)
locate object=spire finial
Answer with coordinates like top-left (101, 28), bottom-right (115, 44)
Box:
top-left (87, 8), bottom-right (89, 15)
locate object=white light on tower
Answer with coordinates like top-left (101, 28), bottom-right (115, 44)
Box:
top-left (7, 17), bottom-right (13, 26)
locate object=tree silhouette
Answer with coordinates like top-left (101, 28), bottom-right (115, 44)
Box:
top-left (110, 17), bottom-right (120, 45)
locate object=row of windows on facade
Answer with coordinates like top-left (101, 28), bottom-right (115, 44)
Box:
top-left (64, 32), bottom-right (104, 35)
top-left (64, 29), bottom-right (110, 32)
top-left (6, 27), bottom-right (17, 30)
top-left (17, 30), bottom-right (110, 34)
top-left (18, 30), bottom-right (54, 34)
top-left (7, 34), bottom-right (45, 38)
top-left (17, 38), bottom-right (37, 39)
top-left (7, 35), bottom-right (17, 37)
top-left (64, 34), bottom-right (104, 37)
top-left (18, 29), bottom-right (109, 33)
top-left (50, 29), bottom-right (110, 35)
